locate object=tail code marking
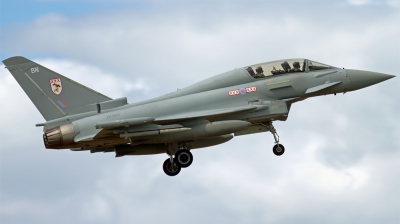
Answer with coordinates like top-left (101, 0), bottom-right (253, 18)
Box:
top-left (31, 67), bottom-right (39, 73)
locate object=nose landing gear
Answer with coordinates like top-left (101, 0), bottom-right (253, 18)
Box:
top-left (262, 121), bottom-right (285, 156)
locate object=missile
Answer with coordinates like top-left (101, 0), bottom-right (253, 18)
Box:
top-left (120, 127), bottom-right (191, 138)
top-left (95, 117), bottom-right (155, 129)
top-left (126, 120), bottom-right (250, 143)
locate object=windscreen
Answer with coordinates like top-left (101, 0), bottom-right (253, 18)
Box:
top-left (308, 60), bottom-right (335, 71)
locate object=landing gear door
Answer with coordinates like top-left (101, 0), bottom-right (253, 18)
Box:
top-left (249, 99), bottom-right (289, 116)
top-left (265, 100), bottom-right (289, 116)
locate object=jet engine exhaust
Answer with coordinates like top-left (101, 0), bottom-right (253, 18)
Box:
top-left (43, 123), bottom-right (75, 149)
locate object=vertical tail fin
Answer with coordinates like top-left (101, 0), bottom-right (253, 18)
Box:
top-left (3, 56), bottom-right (112, 121)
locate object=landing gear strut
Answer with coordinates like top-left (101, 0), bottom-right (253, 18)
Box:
top-left (162, 143), bottom-right (193, 176)
top-left (262, 121), bottom-right (285, 156)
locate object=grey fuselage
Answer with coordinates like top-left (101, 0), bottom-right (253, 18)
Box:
top-left (43, 66), bottom-right (357, 149)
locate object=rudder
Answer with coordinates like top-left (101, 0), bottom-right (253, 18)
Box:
top-left (3, 56), bottom-right (112, 121)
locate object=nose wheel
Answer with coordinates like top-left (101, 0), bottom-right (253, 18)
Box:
top-left (273, 144), bottom-right (285, 156)
top-left (262, 121), bottom-right (285, 156)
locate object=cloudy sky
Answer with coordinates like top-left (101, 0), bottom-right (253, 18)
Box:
top-left (0, 0), bottom-right (399, 223)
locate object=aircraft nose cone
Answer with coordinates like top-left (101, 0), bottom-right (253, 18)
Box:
top-left (345, 69), bottom-right (395, 91)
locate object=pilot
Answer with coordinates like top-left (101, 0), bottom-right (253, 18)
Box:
top-left (246, 67), bottom-right (256, 77)
top-left (254, 66), bottom-right (264, 78)
top-left (281, 61), bottom-right (291, 73)
top-left (292, 62), bottom-right (301, 72)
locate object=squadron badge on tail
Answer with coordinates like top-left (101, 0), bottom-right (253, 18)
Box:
top-left (50, 78), bottom-right (62, 95)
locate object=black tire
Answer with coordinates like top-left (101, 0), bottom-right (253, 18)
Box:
top-left (273, 144), bottom-right (285, 156)
top-left (175, 149), bottom-right (193, 168)
top-left (163, 158), bottom-right (181, 176)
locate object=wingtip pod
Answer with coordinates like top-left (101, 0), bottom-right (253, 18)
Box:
top-left (3, 56), bottom-right (32, 66)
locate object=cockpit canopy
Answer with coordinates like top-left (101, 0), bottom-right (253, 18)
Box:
top-left (244, 59), bottom-right (336, 78)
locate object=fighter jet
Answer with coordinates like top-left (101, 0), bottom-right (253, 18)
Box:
top-left (3, 57), bottom-right (395, 176)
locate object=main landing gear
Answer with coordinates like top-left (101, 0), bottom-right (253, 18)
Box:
top-left (162, 143), bottom-right (193, 176)
top-left (262, 121), bottom-right (285, 156)
top-left (163, 156), bottom-right (181, 176)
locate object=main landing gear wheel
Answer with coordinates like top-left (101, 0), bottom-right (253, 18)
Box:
top-left (163, 158), bottom-right (181, 176)
top-left (273, 144), bottom-right (285, 156)
top-left (175, 149), bottom-right (193, 168)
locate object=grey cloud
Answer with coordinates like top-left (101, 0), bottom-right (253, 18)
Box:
top-left (1, 2), bottom-right (399, 94)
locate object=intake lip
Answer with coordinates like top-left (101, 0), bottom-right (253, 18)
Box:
top-left (345, 69), bottom-right (395, 91)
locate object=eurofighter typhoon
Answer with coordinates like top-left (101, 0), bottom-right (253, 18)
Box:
top-left (3, 57), bottom-right (395, 176)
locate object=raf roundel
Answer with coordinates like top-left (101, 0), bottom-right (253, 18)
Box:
top-left (50, 78), bottom-right (63, 95)
top-left (229, 86), bottom-right (257, 96)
